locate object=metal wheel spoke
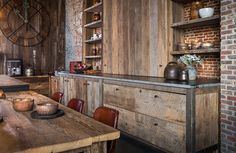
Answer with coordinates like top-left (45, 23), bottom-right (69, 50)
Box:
top-left (7, 23), bottom-right (25, 38)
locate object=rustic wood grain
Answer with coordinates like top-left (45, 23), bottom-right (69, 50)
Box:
top-left (0, 91), bottom-right (120, 153)
top-left (0, 75), bottom-right (29, 92)
top-left (15, 76), bottom-right (49, 96)
top-left (86, 80), bottom-right (102, 117)
top-left (105, 104), bottom-right (186, 153)
top-left (103, 83), bottom-right (186, 124)
top-left (195, 90), bottom-right (219, 151)
top-left (103, 0), bottom-right (171, 77)
top-left (0, 0), bottom-right (65, 75)
top-left (49, 76), bottom-right (60, 97)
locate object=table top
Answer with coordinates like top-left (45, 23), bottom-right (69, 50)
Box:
top-left (0, 91), bottom-right (120, 153)
top-left (0, 75), bottom-right (29, 92)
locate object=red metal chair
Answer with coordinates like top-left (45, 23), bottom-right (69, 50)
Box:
top-left (67, 98), bottom-right (84, 113)
top-left (93, 106), bottom-right (119, 153)
top-left (51, 92), bottom-right (63, 103)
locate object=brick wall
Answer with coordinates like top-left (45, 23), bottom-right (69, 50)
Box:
top-left (183, 0), bottom-right (220, 78)
top-left (65, 0), bottom-right (83, 70)
top-left (221, 0), bottom-right (236, 152)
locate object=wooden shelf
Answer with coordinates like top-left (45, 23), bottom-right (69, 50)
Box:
top-left (84, 20), bottom-right (102, 28)
top-left (172, 0), bottom-right (194, 3)
top-left (84, 2), bottom-right (102, 12)
top-left (84, 38), bottom-right (102, 44)
top-left (171, 48), bottom-right (220, 55)
top-left (171, 15), bottom-right (220, 29)
top-left (85, 55), bottom-right (102, 59)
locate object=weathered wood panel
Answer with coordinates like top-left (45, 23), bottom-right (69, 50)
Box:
top-left (105, 104), bottom-right (186, 153)
top-left (195, 90), bottom-right (219, 151)
top-left (0, 91), bottom-right (119, 153)
top-left (103, 83), bottom-right (186, 124)
top-left (87, 80), bottom-right (102, 117)
top-left (15, 76), bottom-right (49, 96)
top-left (103, 0), bottom-right (172, 77)
top-left (0, 0), bottom-right (65, 74)
top-left (49, 76), bottom-right (60, 97)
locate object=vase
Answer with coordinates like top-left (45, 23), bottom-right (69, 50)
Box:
top-left (186, 65), bottom-right (197, 80)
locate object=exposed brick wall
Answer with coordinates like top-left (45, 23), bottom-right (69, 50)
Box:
top-left (220, 0), bottom-right (236, 152)
top-left (65, 0), bottom-right (83, 70)
top-left (183, 0), bottom-right (220, 78)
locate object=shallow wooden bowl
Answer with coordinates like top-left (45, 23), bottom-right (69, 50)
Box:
top-left (0, 90), bottom-right (6, 99)
top-left (36, 103), bottom-right (58, 115)
top-left (13, 98), bottom-right (34, 112)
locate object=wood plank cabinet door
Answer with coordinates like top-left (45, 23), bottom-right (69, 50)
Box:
top-left (50, 76), bottom-right (60, 97)
top-left (86, 80), bottom-right (102, 117)
top-left (62, 77), bottom-right (87, 113)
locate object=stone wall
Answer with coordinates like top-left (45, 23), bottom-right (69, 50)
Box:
top-left (221, 0), bottom-right (236, 152)
top-left (65, 0), bottom-right (83, 70)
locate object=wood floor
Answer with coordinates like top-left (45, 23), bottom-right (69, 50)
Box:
top-left (116, 133), bottom-right (165, 153)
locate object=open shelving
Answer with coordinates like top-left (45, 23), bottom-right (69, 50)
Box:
top-left (171, 48), bottom-right (220, 55)
top-left (83, 0), bottom-right (103, 71)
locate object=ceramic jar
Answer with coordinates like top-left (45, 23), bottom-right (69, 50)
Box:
top-left (191, 1), bottom-right (203, 20)
top-left (186, 65), bottom-right (197, 80)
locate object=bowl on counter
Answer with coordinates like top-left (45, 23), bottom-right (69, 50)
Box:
top-left (36, 103), bottom-right (58, 115)
top-left (199, 8), bottom-right (214, 18)
top-left (13, 98), bottom-right (34, 112)
top-left (202, 42), bottom-right (214, 49)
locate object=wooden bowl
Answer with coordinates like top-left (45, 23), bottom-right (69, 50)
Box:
top-left (13, 98), bottom-right (34, 112)
top-left (0, 90), bottom-right (6, 99)
top-left (36, 103), bottom-right (58, 115)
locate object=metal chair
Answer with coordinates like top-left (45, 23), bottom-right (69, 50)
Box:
top-left (67, 98), bottom-right (84, 113)
top-left (51, 92), bottom-right (63, 103)
top-left (94, 106), bottom-right (119, 153)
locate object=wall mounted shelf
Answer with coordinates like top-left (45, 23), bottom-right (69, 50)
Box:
top-left (85, 55), bottom-right (102, 59)
top-left (172, 0), bottom-right (194, 3)
top-left (84, 20), bottom-right (102, 28)
top-left (84, 2), bottom-right (102, 12)
top-left (172, 15), bottom-right (220, 29)
top-left (170, 48), bottom-right (220, 55)
top-left (84, 38), bottom-right (102, 44)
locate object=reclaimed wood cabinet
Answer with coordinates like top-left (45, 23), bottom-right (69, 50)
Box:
top-left (49, 76), bottom-right (60, 97)
top-left (55, 76), bottom-right (102, 115)
top-left (103, 80), bottom-right (219, 153)
top-left (16, 76), bottom-right (49, 96)
top-left (86, 78), bottom-right (103, 117)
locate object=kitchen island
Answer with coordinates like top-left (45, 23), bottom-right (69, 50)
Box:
top-left (54, 71), bottom-right (220, 153)
top-left (0, 91), bottom-right (120, 153)
top-left (0, 75), bottom-right (29, 92)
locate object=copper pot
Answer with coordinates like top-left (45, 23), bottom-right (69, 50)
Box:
top-left (13, 98), bottom-right (34, 112)
top-left (93, 13), bottom-right (101, 21)
top-left (164, 62), bottom-right (180, 80)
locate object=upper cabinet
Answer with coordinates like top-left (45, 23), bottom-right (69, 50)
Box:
top-left (83, 0), bottom-right (103, 72)
top-left (170, 0), bottom-right (220, 55)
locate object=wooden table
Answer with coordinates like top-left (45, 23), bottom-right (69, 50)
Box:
top-left (0, 75), bottom-right (29, 92)
top-left (0, 91), bottom-right (120, 153)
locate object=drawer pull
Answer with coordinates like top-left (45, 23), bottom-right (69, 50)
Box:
top-left (139, 90), bottom-right (142, 93)
top-left (115, 88), bottom-right (119, 91)
top-left (154, 123), bottom-right (158, 126)
top-left (154, 95), bottom-right (159, 98)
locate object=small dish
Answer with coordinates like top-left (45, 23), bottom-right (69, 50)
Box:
top-left (202, 42), bottom-right (214, 49)
top-left (13, 98), bottom-right (34, 112)
top-left (36, 103), bottom-right (58, 115)
top-left (199, 8), bottom-right (214, 18)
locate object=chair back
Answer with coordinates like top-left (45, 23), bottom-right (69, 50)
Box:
top-left (51, 92), bottom-right (63, 103)
top-left (94, 106), bottom-right (119, 153)
top-left (67, 98), bottom-right (84, 113)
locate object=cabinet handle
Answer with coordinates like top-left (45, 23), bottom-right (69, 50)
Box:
top-left (154, 95), bottom-right (159, 98)
top-left (115, 88), bottom-right (119, 91)
top-left (139, 89), bottom-right (142, 93)
top-left (159, 64), bottom-right (163, 67)
top-left (154, 123), bottom-right (158, 126)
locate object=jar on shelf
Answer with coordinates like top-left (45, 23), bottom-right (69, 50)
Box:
top-left (191, 1), bottom-right (203, 20)
top-left (93, 12), bottom-right (101, 21)
top-left (93, 0), bottom-right (100, 4)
